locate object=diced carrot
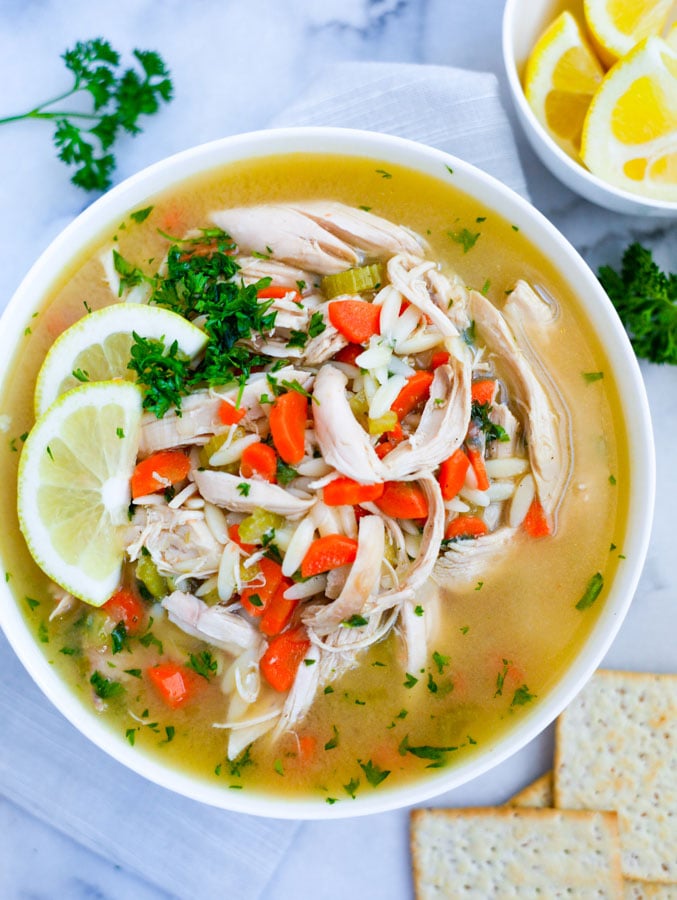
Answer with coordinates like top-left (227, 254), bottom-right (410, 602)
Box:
top-left (471, 379), bottom-right (496, 406)
top-left (260, 580), bottom-right (298, 637)
top-left (228, 523), bottom-right (256, 553)
top-left (102, 588), bottom-right (145, 635)
top-left (269, 391), bottom-right (308, 465)
top-left (240, 442), bottom-right (278, 483)
top-left (301, 535), bottom-right (359, 578)
top-left (218, 399), bottom-right (246, 426)
top-left (523, 498), bottom-right (551, 538)
top-left (390, 371), bottom-right (435, 420)
top-left (257, 285), bottom-right (302, 303)
top-left (444, 515), bottom-right (488, 540)
top-left (431, 351), bottom-right (450, 369)
top-left (375, 441), bottom-right (395, 459)
top-left (260, 627), bottom-right (311, 692)
top-left (328, 300), bottom-right (381, 343)
top-left (374, 481), bottom-right (429, 519)
top-left (297, 734), bottom-right (317, 763)
top-left (240, 557), bottom-right (284, 617)
top-left (131, 450), bottom-right (191, 499)
top-left (466, 445), bottom-right (490, 492)
top-left (333, 343), bottom-right (363, 366)
top-left (438, 448), bottom-right (470, 501)
top-left (147, 663), bottom-right (203, 709)
top-left (323, 476), bottom-right (384, 507)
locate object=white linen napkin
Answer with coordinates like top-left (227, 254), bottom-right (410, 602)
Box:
top-left (0, 61), bottom-right (527, 899)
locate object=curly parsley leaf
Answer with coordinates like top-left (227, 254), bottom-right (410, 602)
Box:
top-left (598, 243), bottom-right (677, 365)
top-left (0, 39), bottom-right (173, 192)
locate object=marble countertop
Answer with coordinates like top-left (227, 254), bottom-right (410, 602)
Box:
top-left (0, 1), bottom-right (675, 897)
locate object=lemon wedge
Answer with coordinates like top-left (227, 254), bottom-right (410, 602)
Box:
top-left (524, 11), bottom-right (605, 159)
top-left (35, 302), bottom-right (207, 417)
top-left (581, 36), bottom-right (677, 200)
top-left (18, 382), bottom-right (143, 606)
top-left (583, 0), bottom-right (675, 66)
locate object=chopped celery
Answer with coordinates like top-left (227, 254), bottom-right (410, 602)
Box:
top-left (349, 390), bottom-right (369, 416)
top-left (238, 507), bottom-right (286, 544)
top-left (136, 554), bottom-right (167, 599)
top-left (199, 427), bottom-right (245, 468)
top-left (321, 263), bottom-right (384, 300)
top-left (368, 410), bottom-right (398, 436)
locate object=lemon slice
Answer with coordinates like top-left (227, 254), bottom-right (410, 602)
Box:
top-left (35, 302), bottom-right (207, 417)
top-left (584, 0), bottom-right (675, 66)
top-left (524, 11), bottom-right (605, 159)
top-left (18, 382), bottom-right (143, 606)
top-left (581, 36), bottom-right (677, 200)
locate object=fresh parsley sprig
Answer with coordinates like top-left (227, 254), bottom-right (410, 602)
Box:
top-left (598, 243), bottom-right (677, 365)
top-left (0, 39), bottom-right (173, 191)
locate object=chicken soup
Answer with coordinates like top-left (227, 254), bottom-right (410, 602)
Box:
top-left (0, 154), bottom-right (625, 802)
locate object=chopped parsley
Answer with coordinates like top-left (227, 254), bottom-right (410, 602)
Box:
top-left (448, 228), bottom-right (480, 253)
top-left (427, 672), bottom-right (438, 694)
top-left (324, 725), bottom-right (339, 751)
top-left (38, 622), bottom-right (49, 643)
top-left (125, 728), bottom-right (137, 746)
top-left (471, 401), bottom-right (509, 442)
top-left (139, 630), bottom-right (163, 654)
top-left (583, 371), bottom-right (604, 383)
top-left (343, 777), bottom-right (360, 798)
top-left (25, 596), bottom-right (41, 611)
top-left (90, 670), bottom-right (125, 699)
top-left (110, 621), bottom-right (130, 654)
top-left (432, 651), bottom-right (450, 674)
top-left (403, 672), bottom-right (419, 689)
top-left (237, 482), bottom-right (251, 497)
top-left (130, 205), bottom-right (154, 224)
top-left (359, 759), bottom-right (390, 786)
top-left (342, 614), bottom-right (368, 628)
top-left (511, 685), bottom-right (536, 706)
top-left (72, 368), bottom-right (89, 382)
top-left (308, 311), bottom-right (326, 338)
top-left (375, 169), bottom-right (392, 179)
top-left (275, 458), bottom-right (298, 486)
top-left (398, 734), bottom-right (457, 766)
top-left (494, 658), bottom-right (512, 698)
top-left (187, 650), bottom-right (217, 680)
top-left (414, 605), bottom-right (424, 617)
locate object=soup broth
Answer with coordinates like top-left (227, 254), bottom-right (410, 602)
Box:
top-left (0, 153), bottom-right (626, 802)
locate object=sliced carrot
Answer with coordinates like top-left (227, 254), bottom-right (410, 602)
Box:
top-left (240, 557), bottom-right (284, 617)
top-left (240, 442), bottom-right (277, 483)
top-left (131, 450), bottom-right (191, 499)
top-left (471, 379), bottom-right (496, 406)
top-left (147, 663), bottom-right (204, 709)
top-left (438, 448), bottom-right (470, 501)
top-left (374, 481), bottom-right (429, 519)
top-left (228, 523), bottom-right (256, 553)
top-left (257, 285), bottom-right (302, 303)
top-left (333, 343), bottom-right (363, 366)
top-left (218, 399), bottom-right (246, 426)
top-left (301, 534), bottom-right (359, 578)
top-left (260, 627), bottom-right (311, 692)
top-left (466, 445), bottom-right (490, 492)
top-left (444, 515), bottom-right (488, 540)
top-left (328, 300), bottom-right (381, 343)
top-left (523, 498), bottom-right (551, 538)
top-left (260, 580), bottom-right (297, 637)
top-left (375, 441), bottom-right (395, 459)
top-left (102, 588), bottom-right (145, 635)
top-left (431, 351), bottom-right (450, 369)
top-left (269, 391), bottom-right (308, 465)
top-left (390, 371), bottom-right (435, 420)
top-left (323, 476), bottom-right (384, 507)
top-left (297, 734), bottom-right (317, 763)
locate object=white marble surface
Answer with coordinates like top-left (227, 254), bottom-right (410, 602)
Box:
top-left (0, 1), bottom-right (675, 898)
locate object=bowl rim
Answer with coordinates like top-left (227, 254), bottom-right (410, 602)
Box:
top-left (501, 0), bottom-right (677, 214)
top-left (0, 125), bottom-right (656, 819)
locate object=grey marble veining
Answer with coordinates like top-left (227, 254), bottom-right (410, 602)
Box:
top-left (0, 0), bottom-right (675, 898)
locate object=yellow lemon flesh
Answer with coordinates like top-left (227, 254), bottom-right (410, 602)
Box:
top-left (581, 36), bottom-right (677, 200)
top-left (34, 302), bottom-right (207, 417)
top-left (584, 0), bottom-right (675, 66)
top-left (18, 382), bottom-right (143, 606)
top-left (525, 11), bottom-right (605, 159)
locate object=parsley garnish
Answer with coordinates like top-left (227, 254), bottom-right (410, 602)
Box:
top-left (403, 672), bottom-right (418, 689)
top-left (0, 40), bottom-right (172, 191)
top-left (494, 658), bottom-right (511, 697)
top-left (471, 401), bottom-right (509, 442)
top-left (511, 685), bottom-right (536, 706)
top-left (25, 596), bottom-right (41, 611)
top-left (343, 777), bottom-right (360, 798)
top-left (583, 371), bottom-right (604, 383)
top-left (324, 725), bottom-right (339, 750)
top-left (427, 672), bottom-right (438, 694)
top-left (359, 759), bottom-right (390, 786)
top-left (598, 243), bottom-right (677, 364)
top-left (576, 572), bottom-right (604, 611)
top-left (72, 367), bottom-right (89, 382)
top-left (139, 630), bottom-right (163, 654)
top-left (275, 458), bottom-right (298, 486)
top-left (127, 334), bottom-right (192, 418)
top-left (38, 622), bottom-right (49, 643)
top-left (228, 745), bottom-right (253, 778)
top-left (342, 614), bottom-right (368, 628)
top-left (187, 650), bottom-right (217, 680)
top-left (110, 621), bottom-right (130, 654)
top-left (90, 670), bottom-right (125, 699)
top-left (375, 169), bottom-right (392, 179)
top-left (308, 311), bottom-right (326, 338)
top-left (130, 205), bottom-right (153, 224)
top-left (448, 228), bottom-right (480, 253)
top-left (432, 651), bottom-right (450, 674)
top-left (398, 734), bottom-right (457, 766)
top-left (237, 482), bottom-right (251, 497)
top-left (125, 728), bottom-right (137, 746)
top-left (414, 605), bottom-right (424, 617)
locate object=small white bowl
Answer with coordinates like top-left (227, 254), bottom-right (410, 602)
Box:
top-left (503, 0), bottom-right (677, 217)
top-left (0, 127), bottom-right (656, 818)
